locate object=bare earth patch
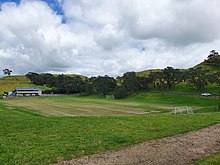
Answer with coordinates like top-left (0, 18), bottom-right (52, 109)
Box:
top-left (56, 124), bottom-right (220, 165)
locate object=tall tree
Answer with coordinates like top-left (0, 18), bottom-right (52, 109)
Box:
top-left (92, 75), bottom-right (117, 95)
top-left (148, 71), bottom-right (162, 89)
top-left (122, 72), bottom-right (139, 92)
top-left (3, 69), bottom-right (12, 76)
top-left (161, 67), bottom-right (180, 89)
top-left (186, 68), bottom-right (208, 90)
top-left (210, 72), bottom-right (220, 87)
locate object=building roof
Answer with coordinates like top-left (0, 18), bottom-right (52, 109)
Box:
top-left (16, 88), bottom-right (42, 91)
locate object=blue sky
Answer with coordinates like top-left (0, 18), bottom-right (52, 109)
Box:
top-left (0, 0), bottom-right (64, 15)
top-left (0, 0), bottom-right (220, 76)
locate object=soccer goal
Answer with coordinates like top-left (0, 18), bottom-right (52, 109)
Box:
top-left (105, 95), bottom-right (115, 100)
top-left (173, 106), bottom-right (194, 114)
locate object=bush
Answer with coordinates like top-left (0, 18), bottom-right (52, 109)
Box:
top-left (114, 86), bottom-right (129, 99)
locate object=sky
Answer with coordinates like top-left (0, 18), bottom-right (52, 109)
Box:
top-left (0, 0), bottom-right (220, 77)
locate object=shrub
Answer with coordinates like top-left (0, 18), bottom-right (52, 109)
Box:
top-left (114, 86), bottom-right (129, 99)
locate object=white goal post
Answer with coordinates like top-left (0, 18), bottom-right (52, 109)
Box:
top-left (106, 95), bottom-right (115, 100)
top-left (173, 106), bottom-right (194, 114)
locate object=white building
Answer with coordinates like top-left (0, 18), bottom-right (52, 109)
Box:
top-left (15, 88), bottom-right (42, 96)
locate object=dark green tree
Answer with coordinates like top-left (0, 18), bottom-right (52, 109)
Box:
top-left (137, 76), bottom-right (149, 90)
top-left (210, 72), bottom-right (220, 87)
top-left (148, 71), bottom-right (162, 89)
top-left (186, 68), bottom-right (208, 90)
top-left (122, 72), bottom-right (139, 92)
top-left (92, 75), bottom-right (117, 95)
top-left (3, 69), bottom-right (12, 76)
top-left (114, 86), bottom-right (129, 99)
top-left (161, 67), bottom-right (180, 89)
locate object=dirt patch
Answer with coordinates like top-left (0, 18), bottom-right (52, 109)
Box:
top-left (56, 124), bottom-right (220, 165)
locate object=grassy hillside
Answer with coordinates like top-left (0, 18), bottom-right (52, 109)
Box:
top-left (136, 69), bottom-right (162, 77)
top-left (147, 83), bottom-right (220, 95)
top-left (53, 73), bottom-right (87, 79)
top-left (194, 55), bottom-right (220, 73)
top-left (0, 73), bottom-right (87, 94)
top-left (0, 76), bottom-right (49, 94)
top-left (194, 63), bottom-right (220, 73)
top-left (137, 55), bottom-right (220, 77)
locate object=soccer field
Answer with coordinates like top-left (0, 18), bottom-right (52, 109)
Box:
top-left (0, 93), bottom-right (219, 164)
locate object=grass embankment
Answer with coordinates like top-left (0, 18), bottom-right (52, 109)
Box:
top-left (0, 76), bottom-right (49, 94)
top-left (146, 82), bottom-right (220, 95)
top-left (0, 94), bottom-right (220, 164)
top-left (195, 153), bottom-right (220, 165)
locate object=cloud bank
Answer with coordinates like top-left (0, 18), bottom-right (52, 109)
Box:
top-left (0, 0), bottom-right (220, 77)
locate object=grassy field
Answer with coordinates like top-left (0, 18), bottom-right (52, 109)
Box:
top-left (0, 76), bottom-right (49, 94)
top-left (0, 93), bottom-right (220, 164)
top-left (2, 93), bottom-right (219, 116)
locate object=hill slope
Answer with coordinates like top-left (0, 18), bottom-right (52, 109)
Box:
top-left (135, 69), bottom-right (162, 77)
top-left (194, 55), bottom-right (220, 73)
top-left (0, 76), bottom-right (48, 94)
top-left (136, 55), bottom-right (220, 77)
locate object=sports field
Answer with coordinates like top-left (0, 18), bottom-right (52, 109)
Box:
top-left (0, 93), bottom-right (219, 164)
top-left (2, 93), bottom-right (218, 116)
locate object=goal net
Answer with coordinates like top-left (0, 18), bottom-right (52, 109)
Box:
top-left (173, 106), bottom-right (194, 114)
top-left (106, 95), bottom-right (115, 100)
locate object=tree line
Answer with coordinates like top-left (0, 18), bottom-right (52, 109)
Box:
top-left (26, 65), bottom-right (220, 99)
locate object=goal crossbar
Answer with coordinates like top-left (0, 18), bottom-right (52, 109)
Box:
top-left (173, 106), bottom-right (194, 114)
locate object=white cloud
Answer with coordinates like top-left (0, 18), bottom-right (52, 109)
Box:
top-left (94, 24), bottom-right (125, 50)
top-left (0, 0), bottom-right (220, 77)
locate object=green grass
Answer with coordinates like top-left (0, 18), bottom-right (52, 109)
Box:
top-left (146, 82), bottom-right (220, 95)
top-left (3, 93), bottom-right (218, 116)
top-left (0, 94), bottom-right (220, 164)
top-left (125, 93), bottom-right (219, 113)
top-left (136, 69), bottom-right (162, 77)
top-left (194, 59), bottom-right (220, 73)
top-left (52, 74), bottom-right (87, 80)
top-left (0, 76), bottom-right (49, 94)
top-left (195, 152), bottom-right (220, 165)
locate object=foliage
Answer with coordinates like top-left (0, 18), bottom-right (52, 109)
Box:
top-left (186, 68), bottom-right (208, 90)
top-left (161, 67), bottom-right (181, 89)
top-left (122, 72), bottom-right (140, 92)
top-left (3, 69), bottom-right (12, 76)
top-left (147, 67), bottom-right (180, 90)
top-left (209, 72), bottom-right (220, 87)
top-left (114, 86), bottom-right (129, 99)
top-left (92, 75), bottom-right (117, 95)
top-left (20, 51), bottom-right (220, 96)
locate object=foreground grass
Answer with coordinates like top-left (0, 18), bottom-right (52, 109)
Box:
top-left (0, 94), bottom-right (219, 164)
top-left (195, 152), bottom-right (220, 165)
top-left (1, 101), bottom-right (220, 164)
